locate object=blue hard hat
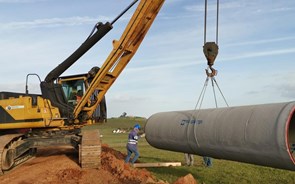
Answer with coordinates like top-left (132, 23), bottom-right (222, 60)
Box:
top-left (134, 124), bottom-right (141, 129)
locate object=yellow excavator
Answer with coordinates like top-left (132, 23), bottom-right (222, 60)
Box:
top-left (0, 0), bottom-right (165, 174)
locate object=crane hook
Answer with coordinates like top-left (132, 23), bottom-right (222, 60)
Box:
top-left (205, 66), bottom-right (217, 77)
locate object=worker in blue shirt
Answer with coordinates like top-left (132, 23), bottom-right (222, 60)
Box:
top-left (203, 156), bottom-right (213, 167)
top-left (125, 124), bottom-right (143, 164)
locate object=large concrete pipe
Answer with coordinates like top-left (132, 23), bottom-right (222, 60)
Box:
top-left (145, 102), bottom-right (295, 171)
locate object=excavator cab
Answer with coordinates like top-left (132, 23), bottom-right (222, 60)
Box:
top-left (57, 73), bottom-right (107, 123)
top-left (58, 74), bottom-right (86, 105)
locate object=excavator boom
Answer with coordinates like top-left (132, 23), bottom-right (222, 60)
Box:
top-left (74, 0), bottom-right (165, 120)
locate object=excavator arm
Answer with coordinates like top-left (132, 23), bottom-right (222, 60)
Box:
top-left (74, 0), bottom-right (165, 122)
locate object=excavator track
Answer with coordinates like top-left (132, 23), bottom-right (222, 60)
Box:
top-left (0, 134), bottom-right (36, 175)
top-left (79, 129), bottom-right (101, 169)
top-left (0, 147), bottom-right (3, 175)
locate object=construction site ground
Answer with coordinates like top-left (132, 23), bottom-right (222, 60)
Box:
top-left (0, 145), bottom-right (196, 184)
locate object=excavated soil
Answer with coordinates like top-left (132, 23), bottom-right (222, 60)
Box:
top-left (0, 145), bottom-right (197, 184)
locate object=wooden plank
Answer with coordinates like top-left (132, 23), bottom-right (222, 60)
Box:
top-left (133, 162), bottom-right (182, 168)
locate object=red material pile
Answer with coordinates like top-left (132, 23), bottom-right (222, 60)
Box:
top-left (173, 173), bottom-right (198, 184)
top-left (0, 145), bottom-right (197, 184)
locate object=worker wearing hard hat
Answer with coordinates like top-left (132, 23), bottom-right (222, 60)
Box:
top-left (125, 124), bottom-right (144, 164)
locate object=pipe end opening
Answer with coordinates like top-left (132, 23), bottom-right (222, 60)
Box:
top-left (287, 107), bottom-right (295, 164)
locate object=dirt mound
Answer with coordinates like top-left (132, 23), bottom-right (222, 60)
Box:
top-left (0, 145), bottom-right (169, 184)
top-left (173, 173), bottom-right (197, 184)
top-left (101, 144), bottom-right (164, 184)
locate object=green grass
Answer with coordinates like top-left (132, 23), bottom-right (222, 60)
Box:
top-left (85, 117), bottom-right (295, 184)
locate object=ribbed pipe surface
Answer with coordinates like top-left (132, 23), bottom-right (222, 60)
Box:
top-left (145, 102), bottom-right (295, 171)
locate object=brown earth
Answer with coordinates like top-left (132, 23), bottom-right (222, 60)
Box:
top-left (173, 174), bottom-right (198, 184)
top-left (0, 144), bottom-right (197, 184)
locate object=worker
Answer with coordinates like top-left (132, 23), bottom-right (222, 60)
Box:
top-left (203, 156), bottom-right (213, 167)
top-left (125, 124), bottom-right (142, 164)
top-left (69, 87), bottom-right (78, 100)
top-left (184, 153), bottom-right (194, 166)
top-left (76, 90), bottom-right (83, 102)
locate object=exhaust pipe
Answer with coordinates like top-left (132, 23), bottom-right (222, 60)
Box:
top-left (145, 102), bottom-right (295, 171)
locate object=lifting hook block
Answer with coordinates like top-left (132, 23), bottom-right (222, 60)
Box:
top-left (203, 42), bottom-right (219, 66)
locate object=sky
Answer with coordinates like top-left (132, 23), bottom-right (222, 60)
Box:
top-left (0, 0), bottom-right (294, 118)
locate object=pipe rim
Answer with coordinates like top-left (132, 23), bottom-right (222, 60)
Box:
top-left (286, 106), bottom-right (295, 165)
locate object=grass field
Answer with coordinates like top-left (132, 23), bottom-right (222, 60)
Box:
top-left (85, 117), bottom-right (295, 184)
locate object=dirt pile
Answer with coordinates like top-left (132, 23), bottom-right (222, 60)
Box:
top-left (101, 144), bottom-right (166, 184)
top-left (0, 145), bottom-right (164, 184)
top-left (0, 145), bottom-right (197, 184)
top-left (173, 173), bottom-right (198, 184)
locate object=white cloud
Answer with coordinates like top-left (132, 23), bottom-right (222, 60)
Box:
top-left (221, 48), bottom-right (295, 62)
top-left (120, 46), bottom-right (295, 74)
top-left (0, 16), bottom-right (111, 30)
top-left (185, 1), bottom-right (245, 13)
top-left (224, 36), bottom-right (295, 47)
top-left (280, 84), bottom-right (295, 99)
top-left (108, 93), bottom-right (149, 103)
top-left (0, 0), bottom-right (45, 3)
